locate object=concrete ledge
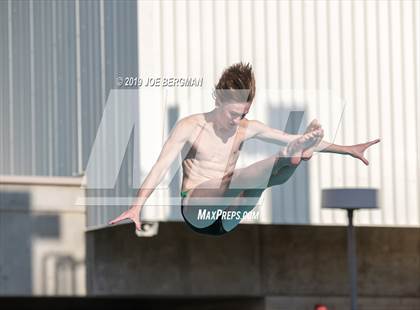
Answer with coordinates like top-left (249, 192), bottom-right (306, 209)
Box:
top-left (86, 223), bottom-right (420, 300)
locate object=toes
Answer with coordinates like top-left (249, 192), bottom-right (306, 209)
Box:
top-left (311, 120), bottom-right (320, 130)
top-left (311, 119), bottom-right (319, 127)
top-left (307, 129), bottom-right (322, 140)
top-left (305, 119), bottom-right (320, 133)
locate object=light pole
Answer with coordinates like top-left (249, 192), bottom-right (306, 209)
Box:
top-left (321, 188), bottom-right (379, 310)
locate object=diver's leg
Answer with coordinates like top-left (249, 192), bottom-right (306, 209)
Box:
top-left (220, 162), bottom-right (305, 232)
top-left (182, 129), bottom-right (323, 229)
top-left (188, 128), bottom-right (323, 198)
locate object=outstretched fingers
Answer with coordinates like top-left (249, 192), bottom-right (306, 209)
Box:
top-left (367, 138), bottom-right (381, 148)
top-left (134, 218), bottom-right (141, 231)
top-left (352, 138), bottom-right (380, 165)
top-left (108, 210), bottom-right (142, 231)
top-left (361, 138), bottom-right (381, 155)
top-left (108, 211), bottom-right (131, 225)
top-left (361, 156), bottom-right (369, 166)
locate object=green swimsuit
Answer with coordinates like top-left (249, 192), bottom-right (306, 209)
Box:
top-left (180, 188), bottom-right (229, 236)
top-left (180, 190), bottom-right (189, 198)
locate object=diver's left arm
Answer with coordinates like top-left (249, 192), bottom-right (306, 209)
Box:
top-left (247, 119), bottom-right (380, 165)
top-left (315, 139), bottom-right (381, 165)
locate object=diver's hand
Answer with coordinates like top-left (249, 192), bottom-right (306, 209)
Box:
top-left (108, 203), bottom-right (142, 231)
top-left (348, 138), bottom-right (381, 165)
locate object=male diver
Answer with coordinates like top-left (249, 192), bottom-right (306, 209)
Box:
top-left (109, 62), bottom-right (380, 235)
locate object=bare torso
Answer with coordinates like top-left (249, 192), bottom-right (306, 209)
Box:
top-left (181, 113), bottom-right (250, 192)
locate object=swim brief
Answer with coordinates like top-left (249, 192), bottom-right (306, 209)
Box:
top-left (180, 190), bottom-right (230, 236)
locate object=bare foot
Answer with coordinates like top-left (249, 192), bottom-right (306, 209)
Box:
top-left (302, 119), bottom-right (323, 160)
top-left (285, 128), bottom-right (324, 165)
top-left (305, 119), bottom-right (320, 133)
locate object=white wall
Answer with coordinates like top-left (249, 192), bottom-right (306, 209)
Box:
top-left (136, 0), bottom-right (420, 227)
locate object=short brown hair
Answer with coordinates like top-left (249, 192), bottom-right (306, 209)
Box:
top-left (213, 62), bottom-right (256, 104)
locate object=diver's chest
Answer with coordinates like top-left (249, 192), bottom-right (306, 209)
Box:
top-left (195, 130), bottom-right (243, 162)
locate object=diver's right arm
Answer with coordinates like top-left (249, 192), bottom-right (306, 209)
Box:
top-left (108, 117), bottom-right (194, 231)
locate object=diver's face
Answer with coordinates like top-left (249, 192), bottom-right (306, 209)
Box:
top-left (219, 101), bottom-right (251, 129)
